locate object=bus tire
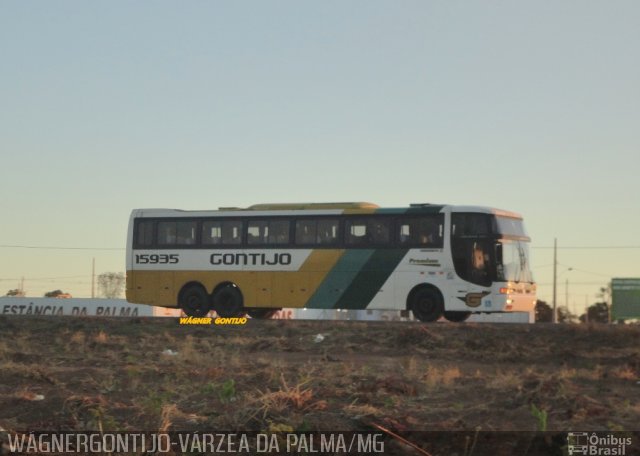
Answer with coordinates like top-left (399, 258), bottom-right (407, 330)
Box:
top-left (444, 311), bottom-right (471, 323)
top-left (410, 287), bottom-right (443, 322)
top-left (212, 285), bottom-right (245, 318)
top-left (179, 285), bottom-right (211, 317)
top-left (247, 308), bottom-right (280, 319)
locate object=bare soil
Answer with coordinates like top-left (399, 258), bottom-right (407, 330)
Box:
top-left (0, 316), bottom-right (639, 454)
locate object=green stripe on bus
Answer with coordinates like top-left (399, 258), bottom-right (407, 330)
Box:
top-left (305, 250), bottom-right (375, 309)
top-left (334, 248), bottom-right (409, 310)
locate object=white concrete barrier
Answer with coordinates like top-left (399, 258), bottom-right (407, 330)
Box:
top-left (0, 297), bottom-right (159, 317)
top-left (0, 297), bottom-right (533, 322)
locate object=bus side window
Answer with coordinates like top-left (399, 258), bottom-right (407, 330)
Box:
top-left (417, 218), bottom-right (439, 246)
top-left (399, 223), bottom-right (411, 244)
top-left (270, 220), bottom-right (290, 244)
top-left (203, 220), bottom-right (242, 245)
top-left (398, 215), bottom-right (443, 247)
top-left (248, 220), bottom-right (289, 245)
top-left (176, 221), bottom-right (197, 245)
top-left (317, 219), bottom-right (339, 245)
top-left (158, 221), bottom-right (177, 245)
top-left (202, 221), bottom-right (223, 245)
top-left (222, 221), bottom-right (242, 245)
top-left (346, 220), bottom-right (367, 245)
top-left (136, 220), bottom-right (154, 247)
top-left (247, 222), bottom-right (265, 245)
top-left (369, 219), bottom-right (390, 245)
top-left (296, 220), bottom-right (316, 245)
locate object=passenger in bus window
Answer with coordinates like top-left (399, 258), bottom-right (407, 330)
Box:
top-left (471, 244), bottom-right (488, 283)
top-left (371, 220), bottom-right (389, 244)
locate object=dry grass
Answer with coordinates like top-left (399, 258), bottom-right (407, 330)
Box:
top-left (486, 370), bottom-right (523, 389)
top-left (158, 404), bottom-right (177, 432)
top-left (612, 365), bottom-right (637, 380)
top-left (70, 331), bottom-right (86, 344)
top-left (253, 374), bottom-right (327, 419)
top-left (557, 367), bottom-right (578, 379)
top-left (343, 403), bottom-right (383, 418)
top-left (422, 365), bottom-right (462, 388)
top-left (1, 317), bottom-right (640, 436)
top-left (94, 330), bottom-right (108, 344)
top-left (13, 388), bottom-right (45, 402)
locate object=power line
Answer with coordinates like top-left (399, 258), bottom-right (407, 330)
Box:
top-left (0, 244), bottom-right (123, 251)
top-left (0, 275), bottom-right (88, 281)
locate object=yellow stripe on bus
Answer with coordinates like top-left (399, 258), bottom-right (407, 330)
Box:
top-left (126, 249), bottom-right (346, 309)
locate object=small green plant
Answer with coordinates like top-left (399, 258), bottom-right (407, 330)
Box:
top-left (201, 382), bottom-right (216, 395)
top-left (142, 391), bottom-right (172, 416)
top-left (218, 379), bottom-right (236, 403)
top-left (530, 403), bottom-right (547, 432)
top-left (89, 407), bottom-right (120, 431)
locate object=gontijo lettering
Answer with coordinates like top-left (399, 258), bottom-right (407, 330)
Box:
top-left (210, 253), bottom-right (292, 266)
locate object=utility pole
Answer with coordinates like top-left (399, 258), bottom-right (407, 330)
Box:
top-left (91, 258), bottom-right (95, 299)
top-left (552, 238), bottom-right (557, 323)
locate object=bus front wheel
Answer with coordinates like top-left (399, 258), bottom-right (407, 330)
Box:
top-left (410, 288), bottom-right (444, 323)
top-left (444, 311), bottom-right (471, 323)
top-left (212, 285), bottom-right (245, 318)
top-left (180, 285), bottom-right (211, 317)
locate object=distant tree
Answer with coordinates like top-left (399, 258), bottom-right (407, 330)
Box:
top-left (6, 289), bottom-right (25, 297)
top-left (596, 283), bottom-right (612, 305)
top-left (98, 272), bottom-right (125, 299)
top-left (579, 302), bottom-right (610, 324)
top-left (44, 289), bottom-right (65, 298)
top-left (535, 300), bottom-right (553, 323)
top-left (557, 305), bottom-right (578, 323)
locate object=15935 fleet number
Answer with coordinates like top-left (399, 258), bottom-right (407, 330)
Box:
top-left (135, 254), bottom-right (179, 264)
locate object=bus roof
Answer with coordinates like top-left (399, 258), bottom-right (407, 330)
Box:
top-left (131, 203), bottom-right (522, 219)
top-left (244, 202), bottom-right (379, 211)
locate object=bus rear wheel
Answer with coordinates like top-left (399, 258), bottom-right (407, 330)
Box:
top-left (247, 308), bottom-right (280, 319)
top-left (179, 285), bottom-right (211, 317)
top-left (444, 311), bottom-right (471, 323)
top-left (212, 285), bottom-right (245, 318)
top-left (410, 288), bottom-right (444, 323)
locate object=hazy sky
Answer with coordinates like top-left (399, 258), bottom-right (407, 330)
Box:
top-left (1, 1), bottom-right (638, 314)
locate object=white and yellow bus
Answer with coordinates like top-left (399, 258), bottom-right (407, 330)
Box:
top-left (126, 202), bottom-right (536, 322)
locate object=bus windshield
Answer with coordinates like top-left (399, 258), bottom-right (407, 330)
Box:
top-left (497, 240), bottom-right (534, 283)
top-left (451, 213), bottom-right (533, 286)
top-left (493, 216), bottom-right (529, 239)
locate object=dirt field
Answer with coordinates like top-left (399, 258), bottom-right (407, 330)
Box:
top-left (0, 316), bottom-right (639, 455)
